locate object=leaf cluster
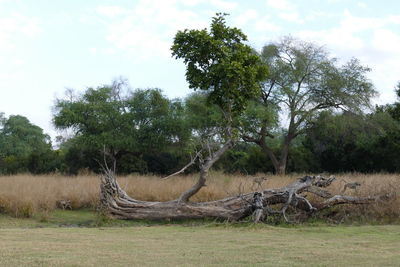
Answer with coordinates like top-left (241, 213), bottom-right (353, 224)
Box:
top-left (171, 13), bottom-right (268, 115)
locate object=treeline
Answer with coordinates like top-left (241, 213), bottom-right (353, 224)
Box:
top-left (1, 82), bottom-right (399, 175)
top-left (1, 30), bottom-right (399, 175)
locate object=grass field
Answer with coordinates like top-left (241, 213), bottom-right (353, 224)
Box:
top-left (0, 216), bottom-right (399, 266)
top-left (1, 206), bottom-right (400, 266)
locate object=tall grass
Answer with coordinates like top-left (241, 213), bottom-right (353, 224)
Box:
top-left (0, 172), bottom-right (399, 222)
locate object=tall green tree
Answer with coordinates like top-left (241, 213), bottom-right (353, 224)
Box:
top-left (0, 115), bottom-right (54, 174)
top-left (243, 36), bottom-right (377, 174)
top-left (53, 80), bottom-right (190, 174)
top-left (171, 13), bottom-right (268, 202)
top-left (172, 13), bottom-right (268, 119)
top-left (0, 115), bottom-right (51, 158)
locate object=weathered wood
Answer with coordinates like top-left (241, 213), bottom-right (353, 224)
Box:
top-left (100, 171), bottom-right (384, 223)
top-left (177, 139), bottom-right (234, 203)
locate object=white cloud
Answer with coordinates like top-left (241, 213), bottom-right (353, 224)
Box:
top-left (0, 13), bottom-right (41, 49)
top-left (387, 15), bottom-right (400, 24)
top-left (295, 9), bottom-right (400, 104)
top-left (372, 29), bottom-right (400, 53)
top-left (180, 0), bottom-right (203, 7)
top-left (254, 16), bottom-right (281, 32)
top-left (266, 0), bottom-right (304, 24)
top-left (297, 9), bottom-right (400, 52)
top-left (278, 12), bottom-right (304, 23)
top-left (89, 47), bottom-right (97, 54)
top-left (357, 2), bottom-right (367, 8)
top-left (12, 59), bottom-right (24, 66)
top-left (235, 9), bottom-right (258, 27)
top-left (303, 10), bottom-right (332, 22)
top-left (94, 0), bottom-right (229, 59)
top-left (209, 0), bottom-right (238, 11)
top-left (96, 6), bottom-right (127, 18)
top-left (266, 0), bottom-right (293, 10)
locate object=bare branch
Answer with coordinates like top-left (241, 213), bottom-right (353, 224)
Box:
top-left (161, 150), bottom-right (203, 180)
top-left (303, 186), bottom-right (333, 199)
top-left (319, 195), bottom-right (379, 210)
top-left (178, 139), bottom-right (234, 203)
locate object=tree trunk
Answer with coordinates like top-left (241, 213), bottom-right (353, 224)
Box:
top-left (244, 131), bottom-right (293, 176)
top-left (276, 163), bottom-right (286, 175)
top-left (275, 136), bottom-right (292, 175)
top-left (178, 140), bottom-right (233, 202)
top-left (100, 172), bottom-right (384, 222)
top-left (259, 139), bottom-right (289, 175)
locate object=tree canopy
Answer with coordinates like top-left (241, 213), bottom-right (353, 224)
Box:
top-left (242, 36), bottom-right (377, 174)
top-left (53, 80), bottom-right (190, 174)
top-left (304, 110), bottom-right (400, 172)
top-left (171, 13), bottom-right (268, 116)
top-left (0, 114), bottom-right (56, 174)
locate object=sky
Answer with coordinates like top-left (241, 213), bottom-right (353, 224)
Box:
top-left (0, 0), bottom-right (399, 140)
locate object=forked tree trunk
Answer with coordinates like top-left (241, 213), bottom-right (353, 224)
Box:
top-left (243, 132), bottom-right (292, 175)
top-left (100, 171), bottom-right (383, 222)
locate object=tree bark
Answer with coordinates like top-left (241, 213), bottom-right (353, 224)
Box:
top-left (178, 140), bottom-right (233, 202)
top-left (275, 134), bottom-right (293, 175)
top-left (100, 172), bottom-right (384, 222)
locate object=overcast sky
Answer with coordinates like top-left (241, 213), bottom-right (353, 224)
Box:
top-left (1, 0), bottom-right (399, 139)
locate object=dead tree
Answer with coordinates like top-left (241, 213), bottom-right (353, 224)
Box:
top-left (100, 158), bottom-right (385, 222)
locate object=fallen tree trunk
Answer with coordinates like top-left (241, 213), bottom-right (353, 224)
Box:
top-left (100, 170), bottom-right (385, 222)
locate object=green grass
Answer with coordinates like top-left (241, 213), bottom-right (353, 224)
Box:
top-left (0, 209), bottom-right (217, 228)
top-left (1, 210), bottom-right (400, 266)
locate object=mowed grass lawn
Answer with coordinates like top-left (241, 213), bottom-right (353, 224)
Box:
top-left (0, 216), bottom-right (399, 267)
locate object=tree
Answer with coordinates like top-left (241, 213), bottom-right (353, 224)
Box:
top-left (0, 115), bottom-right (55, 174)
top-left (303, 110), bottom-right (400, 173)
top-left (242, 36), bottom-right (377, 174)
top-left (53, 79), bottom-right (190, 174)
top-left (385, 81), bottom-right (400, 121)
top-left (171, 13), bottom-right (268, 117)
top-left (170, 12), bottom-right (268, 201)
top-left (98, 14), bottom-right (382, 223)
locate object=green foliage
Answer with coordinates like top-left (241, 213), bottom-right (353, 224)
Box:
top-left (184, 92), bottom-right (225, 139)
top-left (53, 81), bottom-right (191, 174)
top-left (54, 85), bottom-right (134, 154)
top-left (380, 81), bottom-right (400, 121)
top-left (261, 36), bottom-right (376, 124)
top-left (0, 115), bottom-right (57, 174)
top-left (171, 13), bottom-right (268, 115)
top-left (243, 36), bottom-right (377, 174)
top-left (304, 110), bottom-right (400, 172)
top-left (218, 144), bottom-right (274, 174)
top-left (0, 115), bottom-right (51, 158)
top-left (239, 98), bottom-right (279, 143)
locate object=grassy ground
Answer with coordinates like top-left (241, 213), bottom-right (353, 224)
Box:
top-left (0, 210), bottom-right (400, 266)
top-left (1, 173), bottom-right (400, 266)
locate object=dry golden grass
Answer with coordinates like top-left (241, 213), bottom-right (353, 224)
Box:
top-left (0, 174), bottom-right (99, 217)
top-left (0, 172), bottom-right (399, 221)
